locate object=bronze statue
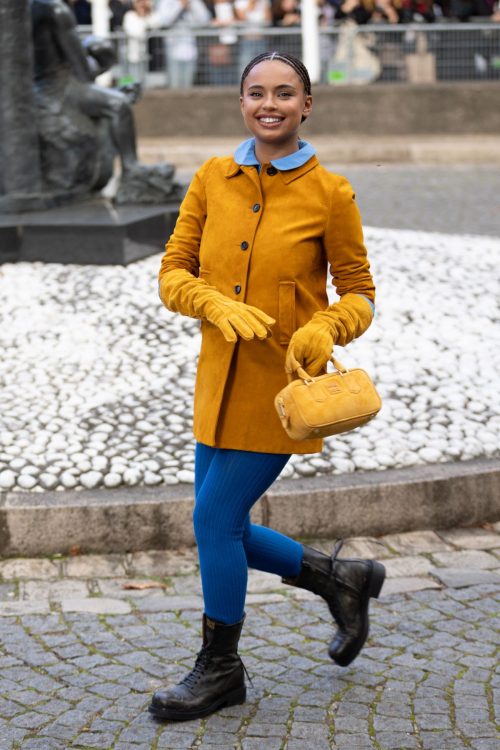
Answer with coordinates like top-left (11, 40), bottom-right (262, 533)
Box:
top-left (31, 0), bottom-right (182, 203)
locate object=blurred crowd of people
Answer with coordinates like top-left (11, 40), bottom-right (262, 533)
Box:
top-left (71, 0), bottom-right (500, 32)
top-left (70, 0), bottom-right (500, 87)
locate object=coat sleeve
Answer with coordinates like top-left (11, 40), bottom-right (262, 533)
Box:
top-left (158, 157), bottom-right (222, 320)
top-left (311, 176), bottom-right (376, 347)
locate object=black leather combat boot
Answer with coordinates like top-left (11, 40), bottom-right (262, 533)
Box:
top-left (281, 538), bottom-right (386, 667)
top-left (148, 612), bottom-right (251, 721)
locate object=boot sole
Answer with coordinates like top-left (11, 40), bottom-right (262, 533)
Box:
top-left (148, 684), bottom-right (246, 721)
top-left (330, 560), bottom-right (386, 668)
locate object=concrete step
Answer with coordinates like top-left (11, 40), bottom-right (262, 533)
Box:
top-left (138, 135), bottom-right (500, 171)
top-left (1, 457), bottom-right (499, 557)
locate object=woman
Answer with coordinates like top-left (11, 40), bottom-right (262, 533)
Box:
top-left (156, 0), bottom-right (212, 89)
top-left (233, 0), bottom-right (272, 80)
top-left (150, 51), bottom-right (385, 722)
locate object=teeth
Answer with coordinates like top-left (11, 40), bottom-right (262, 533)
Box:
top-left (259, 118), bottom-right (283, 123)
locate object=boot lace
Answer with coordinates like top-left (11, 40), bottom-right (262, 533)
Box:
top-left (239, 656), bottom-right (254, 689)
top-left (315, 537), bottom-right (387, 627)
top-left (180, 645), bottom-right (213, 688)
top-left (180, 646), bottom-right (254, 690)
top-left (323, 538), bottom-right (345, 626)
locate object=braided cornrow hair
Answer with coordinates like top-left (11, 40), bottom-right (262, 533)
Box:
top-left (240, 52), bottom-right (311, 124)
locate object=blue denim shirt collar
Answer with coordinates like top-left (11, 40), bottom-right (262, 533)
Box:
top-left (234, 137), bottom-right (316, 172)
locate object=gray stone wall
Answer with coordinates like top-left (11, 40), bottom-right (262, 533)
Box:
top-left (134, 82), bottom-right (500, 138)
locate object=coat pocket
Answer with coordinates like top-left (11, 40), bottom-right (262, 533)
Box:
top-left (278, 280), bottom-right (296, 346)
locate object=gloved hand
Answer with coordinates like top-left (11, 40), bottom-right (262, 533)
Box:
top-left (285, 293), bottom-right (374, 377)
top-left (159, 268), bottom-right (275, 343)
top-left (286, 319), bottom-right (335, 378)
top-left (202, 296), bottom-right (275, 343)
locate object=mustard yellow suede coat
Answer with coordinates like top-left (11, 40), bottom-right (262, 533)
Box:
top-left (159, 153), bottom-right (375, 454)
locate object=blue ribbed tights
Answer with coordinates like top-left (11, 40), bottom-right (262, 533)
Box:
top-left (193, 441), bottom-right (304, 625)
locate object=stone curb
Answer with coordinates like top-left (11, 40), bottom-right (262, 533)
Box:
top-left (0, 458), bottom-right (499, 558)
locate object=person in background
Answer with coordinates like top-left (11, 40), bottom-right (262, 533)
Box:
top-left (205, 0), bottom-right (239, 85)
top-left (71, 0), bottom-right (92, 24)
top-left (156, 0), bottom-right (212, 87)
top-left (70, 0), bottom-right (134, 30)
top-left (318, 0), bottom-right (336, 25)
top-left (317, 0), bottom-right (336, 83)
top-left (400, 0), bottom-right (435, 21)
top-left (371, 0), bottom-right (403, 22)
top-left (451, 0), bottom-right (494, 19)
top-left (110, 0), bottom-right (133, 29)
top-left (271, 0), bottom-right (301, 61)
top-left (122, 0), bottom-right (163, 80)
top-left (234, 0), bottom-right (272, 80)
top-left (327, 0), bottom-right (371, 23)
top-left (331, 0), bottom-right (402, 23)
top-left (272, 0), bottom-right (301, 25)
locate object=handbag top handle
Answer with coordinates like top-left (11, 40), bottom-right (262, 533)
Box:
top-left (285, 347), bottom-right (349, 385)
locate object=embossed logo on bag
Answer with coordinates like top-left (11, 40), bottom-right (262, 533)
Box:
top-left (326, 382), bottom-right (342, 394)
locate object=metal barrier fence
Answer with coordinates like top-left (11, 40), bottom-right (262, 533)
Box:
top-left (78, 23), bottom-right (500, 88)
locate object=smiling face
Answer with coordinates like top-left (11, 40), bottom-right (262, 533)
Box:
top-left (239, 60), bottom-right (312, 148)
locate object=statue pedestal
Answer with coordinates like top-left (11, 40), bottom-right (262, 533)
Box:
top-left (0, 199), bottom-right (182, 265)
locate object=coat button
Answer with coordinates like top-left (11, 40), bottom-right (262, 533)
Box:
top-left (267, 166), bottom-right (277, 176)
top-left (253, 203), bottom-right (260, 212)
top-left (235, 285), bottom-right (241, 294)
top-left (240, 241), bottom-right (248, 250)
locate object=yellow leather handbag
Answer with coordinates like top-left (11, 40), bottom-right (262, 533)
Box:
top-left (275, 351), bottom-right (382, 441)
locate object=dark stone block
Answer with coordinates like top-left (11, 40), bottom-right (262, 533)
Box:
top-left (420, 730), bottom-right (467, 749)
top-left (373, 716), bottom-right (414, 732)
top-left (22, 740), bottom-right (66, 750)
top-left (88, 682), bottom-right (131, 699)
top-left (458, 722), bottom-right (498, 739)
top-left (157, 731), bottom-right (198, 748)
top-left (119, 726), bottom-right (158, 743)
top-left (416, 714), bottom-right (452, 730)
top-left (469, 741), bottom-right (500, 750)
top-left (73, 732), bottom-right (117, 748)
top-left (0, 200), bottom-right (181, 265)
top-left (375, 732), bottom-right (418, 749)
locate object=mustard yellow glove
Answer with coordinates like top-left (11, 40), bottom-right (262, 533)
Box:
top-left (286, 320), bottom-right (335, 378)
top-left (285, 293), bottom-right (374, 377)
top-left (312, 293), bottom-right (374, 345)
top-left (205, 298), bottom-right (275, 343)
top-left (159, 268), bottom-right (275, 343)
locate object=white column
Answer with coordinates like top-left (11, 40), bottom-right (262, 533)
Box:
top-left (301, 0), bottom-right (321, 85)
top-left (91, 0), bottom-right (109, 37)
top-left (91, 0), bottom-right (112, 86)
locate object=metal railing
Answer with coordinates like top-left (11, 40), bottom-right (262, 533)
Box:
top-left (78, 23), bottom-right (500, 87)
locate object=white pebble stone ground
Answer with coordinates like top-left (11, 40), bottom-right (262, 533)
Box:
top-left (0, 226), bottom-right (499, 491)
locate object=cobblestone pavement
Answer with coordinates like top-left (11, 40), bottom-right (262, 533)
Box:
top-left (1, 525), bottom-right (500, 749)
top-left (2, 225), bottom-right (500, 493)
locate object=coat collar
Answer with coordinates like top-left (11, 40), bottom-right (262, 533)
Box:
top-left (224, 137), bottom-right (319, 183)
top-left (233, 137), bottom-right (316, 169)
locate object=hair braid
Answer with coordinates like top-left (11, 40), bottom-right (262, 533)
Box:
top-left (240, 52), bottom-right (311, 123)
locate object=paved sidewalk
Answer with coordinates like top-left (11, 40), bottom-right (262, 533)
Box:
top-left (0, 524), bottom-right (499, 749)
top-left (137, 135), bottom-right (500, 170)
top-left (136, 141), bottom-right (500, 236)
